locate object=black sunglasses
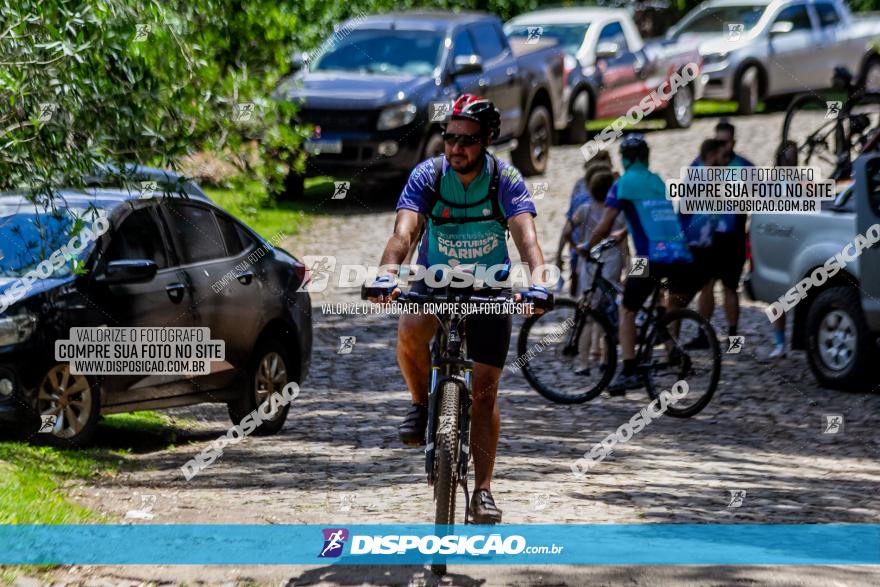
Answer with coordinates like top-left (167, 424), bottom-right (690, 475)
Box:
top-left (442, 132), bottom-right (482, 147)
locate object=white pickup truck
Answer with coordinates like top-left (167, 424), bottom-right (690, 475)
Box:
top-left (746, 151), bottom-right (880, 390)
top-left (668, 0), bottom-right (880, 113)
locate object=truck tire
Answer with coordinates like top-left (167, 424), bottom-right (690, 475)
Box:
top-left (859, 54), bottom-right (880, 93)
top-left (664, 83), bottom-right (694, 129)
top-left (736, 66), bottom-right (760, 115)
top-left (281, 171), bottom-right (305, 200)
top-left (805, 286), bottom-right (877, 390)
top-left (564, 92), bottom-right (589, 144)
top-left (512, 105), bottom-right (551, 176)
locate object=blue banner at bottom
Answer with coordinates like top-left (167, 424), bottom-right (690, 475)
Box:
top-left (0, 524), bottom-right (877, 565)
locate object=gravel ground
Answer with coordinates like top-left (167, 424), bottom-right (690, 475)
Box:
top-left (19, 112), bottom-right (880, 586)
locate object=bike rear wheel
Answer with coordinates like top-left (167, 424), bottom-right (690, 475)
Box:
top-left (642, 308), bottom-right (720, 418)
top-left (781, 94), bottom-right (842, 177)
top-left (518, 298), bottom-right (616, 404)
top-left (432, 380), bottom-right (461, 575)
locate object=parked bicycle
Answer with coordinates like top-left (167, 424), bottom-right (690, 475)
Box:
top-left (517, 238), bottom-right (721, 417)
top-left (362, 284), bottom-right (552, 575)
top-left (782, 66), bottom-right (880, 180)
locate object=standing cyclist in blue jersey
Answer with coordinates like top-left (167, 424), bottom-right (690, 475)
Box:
top-left (688, 119), bottom-right (755, 348)
top-left (366, 95), bottom-right (550, 523)
top-left (588, 134), bottom-right (705, 393)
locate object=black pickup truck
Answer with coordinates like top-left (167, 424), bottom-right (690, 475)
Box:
top-left (274, 10), bottom-right (566, 198)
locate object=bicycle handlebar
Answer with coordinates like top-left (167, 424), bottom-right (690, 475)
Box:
top-left (360, 284), bottom-right (554, 311)
top-left (586, 237), bottom-right (618, 261)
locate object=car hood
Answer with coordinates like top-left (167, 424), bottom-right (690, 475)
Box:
top-left (0, 276), bottom-right (72, 305)
top-left (275, 72), bottom-right (435, 109)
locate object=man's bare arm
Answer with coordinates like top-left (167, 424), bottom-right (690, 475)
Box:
top-left (379, 209), bottom-right (424, 272)
top-left (508, 212), bottom-right (545, 285)
top-left (555, 219), bottom-right (573, 266)
top-left (368, 210), bottom-right (423, 303)
top-left (588, 206), bottom-right (621, 249)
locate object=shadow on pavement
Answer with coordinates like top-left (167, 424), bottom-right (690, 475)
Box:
top-left (289, 565), bottom-right (484, 586)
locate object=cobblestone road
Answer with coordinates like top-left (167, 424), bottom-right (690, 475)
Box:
top-left (38, 113), bottom-right (880, 586)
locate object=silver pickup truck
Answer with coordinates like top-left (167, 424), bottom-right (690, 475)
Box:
top-left (746, 153), bottom-right (880, 390)
top-left (668, 0), bottom-right (880, 113)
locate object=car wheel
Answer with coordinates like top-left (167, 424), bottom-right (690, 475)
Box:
top-left (736, 66), bottom-right (760, 115)
top-left (423, 132), bottom-right (445, 159)
top-left (512, 105), bottom-right (551, 176)
top-left (664, 82), bottom-right (694, 129)
top-left (805, 286), bottom-right (877, 390)
top-left (228, 338), bottom-right (293, 436)
top-left (564, 92), bottom-right (589, 144)
top-left (35, 364), bottom-right (101, 447)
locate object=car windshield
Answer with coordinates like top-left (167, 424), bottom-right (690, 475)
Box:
top-left (675, 5), bottom-right (766, 36)
top-left (505, 23), bottom-right (590, 55)
top-left (0, 201), bottom-right (109, 279)
top-left (309, 29), bottom-right (443, 76)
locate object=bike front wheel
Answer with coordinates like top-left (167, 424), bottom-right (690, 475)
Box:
top-left (642, 308), bottom-right (720, 418)
top-left (518, 298), bottom-right (617, 404)
top-left (432, 380), bottom-right (461, 575)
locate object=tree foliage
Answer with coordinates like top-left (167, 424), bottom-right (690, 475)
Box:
top-left (3, 0), bottom-right (878, 199)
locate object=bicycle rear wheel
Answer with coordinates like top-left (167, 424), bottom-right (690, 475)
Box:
top-left (642, 308), bottom-right (720, 418)
top-left (432, 380), bottom-right (460, 576)
top-left (840, 93), bottom-right (880, 174)
top-left (517, 298), bottom-right (616, 404)
top-left (781, 94), bottom-right (841, 177)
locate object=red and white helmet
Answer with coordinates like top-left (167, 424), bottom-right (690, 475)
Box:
top-left (450, 94), bottom-right (501, 140)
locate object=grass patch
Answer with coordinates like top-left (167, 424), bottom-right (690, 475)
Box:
top-left (0, 411), bottom-right (182, 525)
top-left (695, 100), bottom-right (740, 116)
top-left (0, 444), bottom-right (114, 524)
top-left (205, 179), bottom-right (317, 241)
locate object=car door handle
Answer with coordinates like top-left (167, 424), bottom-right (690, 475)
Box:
top-left (166, 282), bottom-right (185, 303)
top-left (506, 66), bottom-right (518, 76)
top-left (237, 271), bottom-right (254, 285)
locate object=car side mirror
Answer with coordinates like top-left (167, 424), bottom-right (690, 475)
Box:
top-left (451, 55), bottom-right (484, 76)
top-left (291, 51), bottom-right (310, 72)
top-left (96, 259), bottom-right (158, 285)
top-left (596, 42), bottom-right (620, 61)
top-left (769, 21), bottom-right (794, 36)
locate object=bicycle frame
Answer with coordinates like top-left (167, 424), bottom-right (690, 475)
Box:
top-left (560, 251), bottom-right (622, 354)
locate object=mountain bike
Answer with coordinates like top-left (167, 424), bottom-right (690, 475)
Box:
top-left (518, 238), bottom-right (721, 417)
top-left (362, 284), bottom-right (552, 575)
top-left (782, 66), bottom-right (880, 180)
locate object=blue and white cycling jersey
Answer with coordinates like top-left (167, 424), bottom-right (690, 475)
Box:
top-left (606, 162), bottom-right (692, 264)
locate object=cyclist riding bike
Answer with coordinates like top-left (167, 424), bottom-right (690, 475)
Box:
top-left (588, 134), bottom-right (704, 394)
top-left (366, 94), bottom-right (549, 524)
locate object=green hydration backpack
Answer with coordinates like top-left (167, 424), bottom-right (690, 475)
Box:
top-left (421, 154), bottom-right (510, 268)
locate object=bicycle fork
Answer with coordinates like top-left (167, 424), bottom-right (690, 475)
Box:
top-left (425, 366), bottom-right (440, 486)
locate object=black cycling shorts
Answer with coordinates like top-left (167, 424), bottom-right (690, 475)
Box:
top-left (711, 232), bottom-right (747, 290)
top-left (621, 258), bottom-right (709, 312)
top-left (410, 281), bottom-right (512, 369)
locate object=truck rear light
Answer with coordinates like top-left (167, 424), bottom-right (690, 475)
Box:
top-left (293, 260), bottom-right (311, 291)
top-left (563, 54), bottom-right (576, 86)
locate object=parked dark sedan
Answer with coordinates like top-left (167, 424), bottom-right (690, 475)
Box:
top-left (0, 175), bottom-right (312, 446)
